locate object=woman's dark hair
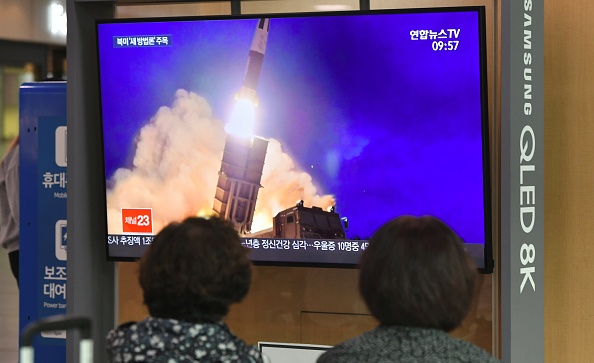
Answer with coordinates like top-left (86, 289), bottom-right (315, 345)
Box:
top-left (138, 216), bottom-right (252, 323)
top-left (359, 215), bottom-right (477, 332)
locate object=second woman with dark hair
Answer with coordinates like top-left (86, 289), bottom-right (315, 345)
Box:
top-left (318, 215), bottom-right (499, 363)
top-left (107, 216), bottom-right (264, 363)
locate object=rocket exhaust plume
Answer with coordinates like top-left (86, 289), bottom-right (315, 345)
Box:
top-left (106, 91), bottom-right (334, 235)
top-left (225, 98), bottom-right (256, 139)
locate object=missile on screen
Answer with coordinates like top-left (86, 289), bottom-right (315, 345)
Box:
top-left (236, 18), bottom-right (270, 105)
top-left (213, 18), bottom-right (271, 235)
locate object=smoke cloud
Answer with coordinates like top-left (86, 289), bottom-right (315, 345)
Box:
top-left (106, 89), bottom-right (335, 234)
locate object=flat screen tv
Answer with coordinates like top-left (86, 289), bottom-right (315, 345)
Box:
top-left (97, 6), bottom-right (493, 272)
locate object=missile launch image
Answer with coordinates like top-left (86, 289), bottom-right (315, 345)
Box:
top-left (98, 11), bottom-right (488, 252)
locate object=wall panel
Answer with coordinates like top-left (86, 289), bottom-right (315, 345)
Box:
top-left (544, 1), bottom-right (594, 361)
top-left (118, 262), bottom-right (494, 351)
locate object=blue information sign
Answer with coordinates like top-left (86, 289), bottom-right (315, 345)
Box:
top-left (19, 82), bottom-right (67, 362)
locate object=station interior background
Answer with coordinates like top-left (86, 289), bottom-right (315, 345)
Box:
top-left (1, 0), bottom-right (593, 362)
top-left (0, 2), bottom-right (495, 362)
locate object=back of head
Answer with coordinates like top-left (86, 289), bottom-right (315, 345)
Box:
top-left (359, 215), bottom-right (477, 332)
top-left (139, 216), bottom-right (252, 323)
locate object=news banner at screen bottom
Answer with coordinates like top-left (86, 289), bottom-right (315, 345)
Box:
top-left (108, 234), bottom-right (485, 267)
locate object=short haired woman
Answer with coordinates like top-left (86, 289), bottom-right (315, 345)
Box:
top-left (107, 216), bottom-right (264, 362)
top-left (317, 215), bottom-right (499, 363)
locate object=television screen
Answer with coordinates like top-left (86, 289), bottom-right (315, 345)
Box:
top-left (97, 6), bottom-right (493, 271)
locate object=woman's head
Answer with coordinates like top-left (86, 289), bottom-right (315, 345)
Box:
top-left (359, 215), bottom-right (477, 332)
top-left (139, 216), bottom-right (252, 323)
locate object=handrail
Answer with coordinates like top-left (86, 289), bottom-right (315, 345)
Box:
top-left (20, 315), bottom-right (93, 363)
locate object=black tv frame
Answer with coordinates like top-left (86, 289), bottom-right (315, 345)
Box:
top-left (96, 6), bottom-right (494, 274)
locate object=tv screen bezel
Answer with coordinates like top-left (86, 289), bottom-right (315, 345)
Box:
top-left (96, 6), bottom-right (494, 273)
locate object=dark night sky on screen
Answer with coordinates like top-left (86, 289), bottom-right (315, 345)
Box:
top-left (97, 9), bottom-right (488, 243)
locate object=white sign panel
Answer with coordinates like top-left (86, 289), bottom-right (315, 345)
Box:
top-left (259, 342), bottom-right (331, 363)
